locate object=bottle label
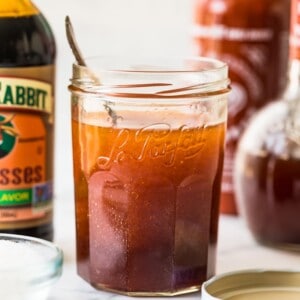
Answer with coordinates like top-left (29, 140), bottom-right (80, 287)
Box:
top-left (193, 23), bottom-right (288, 112)
top-left (291, 0), bottom-right (300, 59)
top-left (0, 78), bottom-right (52, 113)
top-left (192, 25), bottom-right (273, 42)
top-left (0, 67), bottom-right (54, 228)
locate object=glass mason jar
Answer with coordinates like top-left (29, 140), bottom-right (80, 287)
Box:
top-left (69, 57), bottom-right (230, 296)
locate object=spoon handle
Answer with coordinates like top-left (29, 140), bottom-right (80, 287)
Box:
top-left (65, 16), bottom-right (86, 66)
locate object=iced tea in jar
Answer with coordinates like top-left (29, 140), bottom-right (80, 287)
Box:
top-left (69, 57), bottom-right (230, 296)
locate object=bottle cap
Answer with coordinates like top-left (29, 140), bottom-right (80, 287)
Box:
top-left (202, 270), bottom-right (300, 299)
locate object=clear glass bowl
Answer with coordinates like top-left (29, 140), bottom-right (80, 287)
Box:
top-left (0, 233), bottom-right (63, 300)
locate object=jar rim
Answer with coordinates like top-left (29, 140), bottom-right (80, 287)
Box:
top-left (76, 55), bottom-right (227, 73)
top-left (70, 56), bottom-right (230, 99)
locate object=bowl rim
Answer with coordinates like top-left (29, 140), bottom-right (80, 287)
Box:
top-left (0, 233), bottom-right (63, 275)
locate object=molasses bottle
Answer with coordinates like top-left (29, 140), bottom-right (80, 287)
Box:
top-left (235, 0), bottom-right (300, 248)
top-left (0, 1), bottom-right (56, 240)
top-left (193, 0), bottom-right (290, 214)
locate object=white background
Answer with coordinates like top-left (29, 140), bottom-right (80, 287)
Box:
top-left (33, 0), bottom-right (195, 201)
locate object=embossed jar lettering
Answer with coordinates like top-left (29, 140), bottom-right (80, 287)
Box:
top-left (97, 124), bottom-right (206, 170)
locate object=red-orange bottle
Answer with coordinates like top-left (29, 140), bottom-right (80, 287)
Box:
top-left (193, 0), bottom-right (290, 214)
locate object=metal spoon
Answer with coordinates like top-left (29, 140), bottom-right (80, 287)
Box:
top-left (65, 15), bottom-right (102, 86)
top-left (65, 16), bottom-right (122, 125)
top-left (65, 16), bottom-right (86, 67)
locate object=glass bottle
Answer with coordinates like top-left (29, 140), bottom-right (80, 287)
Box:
top-left (193, 0), bottom-right (291, 214)
top-left (235, 0), bottom-right (300, 248)
top-left (0, 0), bottom-right (56, 241)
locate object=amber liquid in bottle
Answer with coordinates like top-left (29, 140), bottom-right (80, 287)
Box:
top-left (0, 1), bottom-right (55, 240)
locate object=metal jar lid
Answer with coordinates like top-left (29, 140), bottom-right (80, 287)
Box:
top-left (202, 270), bottom-right (300, 300)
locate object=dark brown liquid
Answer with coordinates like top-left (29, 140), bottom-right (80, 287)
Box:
top-left (0, 14), bottom-right (55, 241)
top-left (0, 14), bottom-right (55, 67)
top-left (72, 112), bottom-right (225, 294)
top-left (237, 152), bottom-right (300, 246)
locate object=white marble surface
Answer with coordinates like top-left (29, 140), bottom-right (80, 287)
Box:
top-left (28, 0), bottom-right (300, 299)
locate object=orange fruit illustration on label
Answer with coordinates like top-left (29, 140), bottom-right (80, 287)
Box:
top-left (0, 114), bottom-right (18, 159)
